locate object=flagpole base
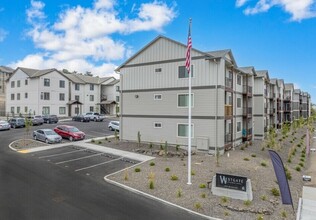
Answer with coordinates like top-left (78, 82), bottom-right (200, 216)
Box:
top-left (187, 182), bottom-right (192, 185)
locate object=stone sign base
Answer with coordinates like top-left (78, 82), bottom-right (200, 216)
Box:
top-left (211, 175), bottom-right (253, 201)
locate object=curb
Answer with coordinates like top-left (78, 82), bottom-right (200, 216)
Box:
top-left (104, 172), bottom-right (221, 220)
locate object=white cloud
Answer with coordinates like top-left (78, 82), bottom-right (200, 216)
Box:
top-left (0, 28), bottom-right (8, 42)
top-left (12, 0), bottom-right (176, 77)
top-left (237, 0), bottom-right (316, 21)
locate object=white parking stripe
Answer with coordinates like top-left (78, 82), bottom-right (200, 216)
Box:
top-left (39, 149), bottom-right (86, 159)
top-left (75, 157), bottom-right (123, 172)
top-left (55, 153), bottom-right (104, 164)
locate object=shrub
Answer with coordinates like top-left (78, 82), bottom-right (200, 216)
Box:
top-left (286, 171), bottom-right (292, 180)
top-left (287, 158), bottom-right (292, 163)
top-left (224, 211), bottom-right (229, 216)
top-left (191, 170), bottom-right (195, 176)
top-left (149, 162), bottom-right (155, 166)
top-left (124, 170), bottom-right (128, 181)
top-left (260, 195), bottom-right (267, 201)
top-left (261, 147), bottom-right (265, 151)
top-left (194, 202), bottom-right (202, 211)
top-left (199, 183), bottom-right (206, 188)
top-left (257, 214), bottom-right (264, 220)
top-left (244, 200), bottom-right (251, 206)
top-left (299, 162), bottom-right (304, 167)
top-left (177, 188), bottom-right (182, 197)
top-left (134, 167), bottom-right (141, 172)
top-left (240, 146), bottom-right (245, 150)
top-left (251, 154), bottom-right (257, 157)
top-left (261, 161), bottom-right (267, 167)
top-left (296, 166), bottom-right (301, 171)
top-left (221, 196), bottom-right (229, 203)
top-left (297, 144), bottom-right (301, 147)
top-left (176, 144), bottom-right (180, 151)
top-left (170, 175), bottom-right (179, 181)
top-left (271, 188), bottom-right (280, 196)
top-left (300, 158), bottom-right (305, 162)
top-left (244, 158), bottom-right (250, 161)
top-left (281, 210), bottom-right (287, 218)
top-left (149, 142), bottom-right (153, 149)
top-left (201, 193), bottom-right (206, 198)
top-left (149, 180), bottom-right (154, 189)
top-left (91, 139), bottom-right (95, 143)
top-left (165, 167), bottom-right (170, 172)
top-left (98, 141), bottom-right (102, 144)
top-left (104, 137), bottom-right (108, 141)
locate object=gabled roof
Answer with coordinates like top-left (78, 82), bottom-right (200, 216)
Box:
top-left (18, 67), bottom-right (56, 78)
top-left (277, 79), bottom-right (284, 87)
top-left (270, 78), bottom-right (277, 85)
top-left (238, 66), bottom-right (256, 76)
top-left (255, 70), bottom-right (269, 80)
top-left (206, 49), bottom-right (237, 67)
top-left (73, 74), bottom-right (111, 84)
top-left (115, 35), bottom-right (215, 72)
top-left (104, 79), bottom-right (119, 86)
top-left (294, 89), bottom-right (301, 93)
top-left (0, 66), bottom-right (14, 73)
top-left (60, 72), bottom-right (85, 84)
top-left (284, 83), bottom-right (294, 90)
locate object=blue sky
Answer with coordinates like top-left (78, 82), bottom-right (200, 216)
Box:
top-left (1, 0), bottom-right (316, 102)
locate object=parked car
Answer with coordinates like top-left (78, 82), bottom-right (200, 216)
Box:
top-left (8, 118), bottom-right (25, 128)
top-left (33, 129), bottom-right (62, 144)
top-left (43, 115), bottom-right (59, 124)
top-left (72, 114), bottom-right (90, 122)
top-left (54, 125), bottom-right (85, 141)
top-left (108, 121), bottom-right (119, 131)
top-left (84, 112), bottom-right (106, 122)
top-left (0, 120), bottom-right (11, 131)
top-left (26, 115), bottom-right (44, 125)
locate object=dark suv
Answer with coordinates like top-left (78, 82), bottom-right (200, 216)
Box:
top-left (43, 115), bottom-right (59, 124)
top-left (8, 118), bottom-right (25, 128)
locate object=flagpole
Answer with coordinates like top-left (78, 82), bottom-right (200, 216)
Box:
top-left (187, 18), bottom-right (192, 185)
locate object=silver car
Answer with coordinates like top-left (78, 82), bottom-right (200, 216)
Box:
top-left (108, 121), bottom-right (120, 131)
top-left (0, 120), bottom-right (10, 131)
top-left (33, 129), bottom-right (62, 144)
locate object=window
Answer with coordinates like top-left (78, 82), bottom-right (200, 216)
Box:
top-left (237, 122), bottom-right (241, 132)
top-left (75, 84), bottom-right (80, 91)
top-left (42, 107), bottom-right (50, 115)
top-left (237, 98), bottom-right (241, 108)
top-left (25, 79), bottom-right (28, 85)
top-left (44, 92), bottom-right (50, 100)
top-left (24, 106), bottom-right (28, 113)
top-left (59, 93), bottom-right (65, 101)
top-left (17, 93), bottom-right (20, 100)
top-left (89, 95), bottom-right (94, 101)
top-left (178, 65), bottom-right (193, 78)
top-left (17, 107), bottom-right (20, 113)
top-left (11, 94), bottom-right (14, 100)
top-left (44, 78), bottom-right (50, 87)
top-left (177, 124), bottom-right (194, 138)
top-left (154, 122), bottom-right (162, 128)
top-left (75, 107), bottom-right (79, 114)
top-left (11, 81), bottom-right (15, 88)
top-left (237, 75), bottom-right (241, 85)
top-left (155, 68), bottom-right (162, 72)
top-left (25, 93), bottom-right (28, 99)
top-left (116, 86), bottom-right (120, 92)
top-left (10, 107), bottom-right (14, 113)
top-left (75, 95), bottom-right (80, 101)
top-left (59, 80), bottom-right (65, 88)
top-left (59, 107), bottom-right (66, 115)
top-left (154, 94), bottom-right (162, 100)
top-left (178, 94), bottom-right (194, 107)
top-left (89, 106), bottom-right (94, 112)
top-left (17, 80), bottom-right (20, 87)
top-left (116, 96), bottom-right (120, 102)
top-left (90, 84), bottom-right (94, 91)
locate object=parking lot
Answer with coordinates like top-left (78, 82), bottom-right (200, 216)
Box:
top-left (29, 145), bottom-right (140, 182)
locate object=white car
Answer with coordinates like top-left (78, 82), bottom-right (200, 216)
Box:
top-left (0, 120), bottom-right (10, 131)
top-left (108, 121), bottom-right (119, 131)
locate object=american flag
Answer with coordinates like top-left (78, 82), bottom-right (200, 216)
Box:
top-left (185, 21), bottom-right (192, 74)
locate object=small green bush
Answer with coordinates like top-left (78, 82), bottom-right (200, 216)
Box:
top-left (260, 195), bottom-right (266, 201)
top-left (296, 166), bottom-right (301, 171)
top-left (98, 141), bottom-right (102, 144)
top-left (176, 144), bottom-right (180, 151)
top-left (91, 139), bottom-right (95, 143)
top-left (287, 158), bottom-right (292, 163)
top-left (261, 161), bottom-right (267, 167)
top-left (221, 196), bottom-right (229, 203)
top-left (281, 210), bottom-right (287, 218)
top-left (251, 154), bottom-right (257, 157)
top-left (170, 175), bottom-right (178, 181)
top-left (149, 162), bottom-right (155, 166)
top-left (244, 158), bottom-right (250, 161)
top-left (299, 162), bottom-right (304, 167)
top-left (240, 146), bottom-right (245, 150)
top-left (286, 171), bottom-right (292, 180)
top-left (300, 158), bottom-right (305, 162)
top-left (194, 202), bottom-right (202, 210)
top-left (191, 170), bottom-right (195, 176)
top-left (271, 187), bottom-right (280, 196)
top-left (199, 183), bottom-right (206, 188)
top-left (149, 180), bottom-right (154, 189)
top-left (261, 147), bottom-right (265, 151)
top-left (149, 142), bottom-right (153, 149)
top-left (244, 200), bottom-right (251, 206)
top-left (177, 188), bottom-right (182, 197)
top-left (201, 193), bottom-right (206, 198)
top-left (257, 214), bottom-right (264, 220)
top-left (165, 167), bottom-right (170, 172)
top-left (134, 167), bottom-right (141, 172)
top-left (297, 144), bottom-right (301, 147)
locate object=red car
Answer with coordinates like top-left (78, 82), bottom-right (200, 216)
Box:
top-left (54, 125), bottom-right (85, 141)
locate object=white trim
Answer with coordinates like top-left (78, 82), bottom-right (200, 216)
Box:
top-left (177, 93), bottom-right (194, 108)
top-left (177, 123), bottom-right (194, 138)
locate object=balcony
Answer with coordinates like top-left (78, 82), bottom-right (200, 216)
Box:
top-left (242, 128), bottom-right (252, 141)
top-left (284, 106), bottom-right (291, 112)
top-left (268, 108), bottom-right (274, 115)
top-left (284, 96), bottom-right (291, 102)
top-left (243, 107), bottom-right (252, 117)
top-left (101, 95), bottom-right (107, 101)
top-left (225, 105), bottom-right (233, 118)
top-left (225, 77), bottom-right (233, 90)
top-left (242, 85), bottom-right (252, 96)
top-left (225, 133), bottom-right (232, 143)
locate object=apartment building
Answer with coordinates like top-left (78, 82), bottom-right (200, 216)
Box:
top-left (293, 89), bottom-right (301, 120)
top-left (0, 66), bottom-right (14, 116)
top-left (276, 79), bottom-right (285, 128)
top-left (115, 36), bottom-right (252, 153)
top-left (100, 79), bottom-right (120, 115)
top-left (6, 67), bottom-right (119, 117)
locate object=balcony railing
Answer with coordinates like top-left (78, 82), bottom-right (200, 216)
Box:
top-left (242, 85), bottom-right (252, 95)
top-left (243, 107), bottom-right (252, 116)
top-left (225, 105), bottom-right (233, 117)
top-left (225, 133), bottom-right (232, 143)
top-left (225, 78), bottom-right (233, 89)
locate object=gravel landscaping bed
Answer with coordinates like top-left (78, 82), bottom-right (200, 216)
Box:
top-left (95, 124), bottom-right (315, 220)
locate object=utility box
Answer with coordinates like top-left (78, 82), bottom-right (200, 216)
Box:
top-left (196, 137), bottom-right (209, 151)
